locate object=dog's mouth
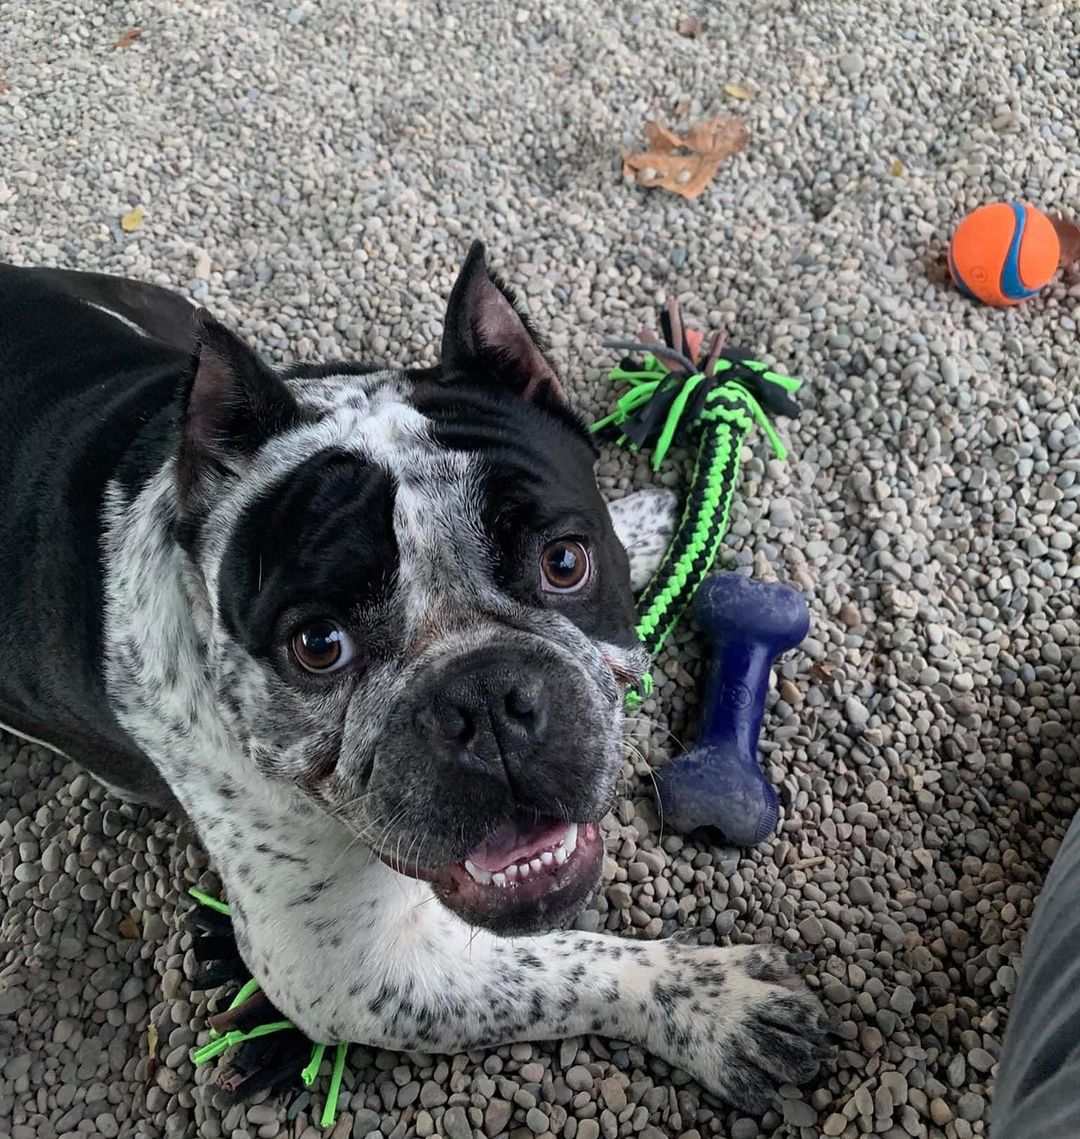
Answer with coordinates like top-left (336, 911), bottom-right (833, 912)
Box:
top-left (379, 815), bottom-right (605, 932)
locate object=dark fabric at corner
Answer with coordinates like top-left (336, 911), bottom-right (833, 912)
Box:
top-left (993, 810), bottom-right (1080, 1137)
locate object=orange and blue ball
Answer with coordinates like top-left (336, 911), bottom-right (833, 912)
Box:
top-left (948, 201), bottom-right (1060, 307)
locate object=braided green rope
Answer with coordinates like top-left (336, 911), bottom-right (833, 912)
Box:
top-left (592, 347), bottom-right (802, 708)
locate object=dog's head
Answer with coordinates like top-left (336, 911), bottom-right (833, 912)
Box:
top-left (177, 243), bottom-right (671, 934)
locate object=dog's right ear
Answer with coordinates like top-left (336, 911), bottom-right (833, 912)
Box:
top-left (177, 311), bottom-right (302, 516)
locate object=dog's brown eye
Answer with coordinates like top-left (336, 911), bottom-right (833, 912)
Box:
top-left (540, 539), bottom-right (590, 593)
top-left (292, 620), bottom-right (354, 673)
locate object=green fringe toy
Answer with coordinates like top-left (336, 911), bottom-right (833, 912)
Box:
top-left (593, 299), bottom-right (802, 706)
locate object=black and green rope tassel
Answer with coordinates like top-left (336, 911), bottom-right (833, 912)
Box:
top-left (591, 302), bottom-right (802, 704)
top-left (186, 888), bottom-right (350, 1127)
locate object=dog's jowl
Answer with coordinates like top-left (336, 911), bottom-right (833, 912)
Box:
top-left (0, 245), bottom-right (831, 1112)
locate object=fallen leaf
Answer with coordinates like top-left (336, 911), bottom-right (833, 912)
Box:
top-left (676, 16), bottom-right (704, 38)
top-left (674, 100), bottom-right (690, 118)
top-left (810, 660), bottom-right (837, 683)
top-left (1049, 212), bottom-right (1080, 270)
top-left (0, 72), bottom-right (10, 94)
top-left (622, 114), bottom-right (748, 200)
top-left (147, 1023), bottom-right (159, 1058)
top-left (890, 157), bottom-right (904, 176)
top-left (121, 206), bottom-right (145, 233)
top-left (114, 27), bottom-right (141, 48)
top-left (723, 82), bottom-right (752, 100)
top-left (118, 912), bottom-right (141, 938)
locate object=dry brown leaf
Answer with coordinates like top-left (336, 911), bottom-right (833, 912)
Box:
top-left (673, 100), bottom-right (690, 118)
top-left (118, 911), bottom-right (141, 939)
top-left (114, 27), bottom-right (142, 48)
top-left (676, 16), bottom-right (704, 38)
top-left (623, 114), bottom-right (748, 200)
top-left (121, 205), bottom-right (145, 232)
top-left (810, 660), bottom-right (837, 683)
top-left (889, 158), bottom-right (904, 176)
top-left (0, 72), bottom-right (10, 94)
top-left (1050, 212), bottom-right (1080, 270)
top-left (147, 1023), bottom-right (159, 1058)
top-left (723, 82), bottom-right (752, 100)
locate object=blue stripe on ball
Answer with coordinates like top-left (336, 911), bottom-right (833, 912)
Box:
top-left (1000, 201), bottom-right (1040, 301)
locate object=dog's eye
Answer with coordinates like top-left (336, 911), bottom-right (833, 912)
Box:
top-left (540, 539), bottom-right (591, 593)
top-left (291, 620), bottom-right (355, 673)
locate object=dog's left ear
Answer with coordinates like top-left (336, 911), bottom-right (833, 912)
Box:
top-left (442, 241), bottom-right (567, 408)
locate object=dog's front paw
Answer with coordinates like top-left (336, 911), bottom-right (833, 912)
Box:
top-left (648, 942), bottom-right (834, 1114)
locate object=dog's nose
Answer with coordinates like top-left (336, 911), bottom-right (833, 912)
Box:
top-left (425, 652), bottom-right (549, 770)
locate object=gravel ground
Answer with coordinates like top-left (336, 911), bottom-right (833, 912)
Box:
top-left (3, 1), bottom-right (1080, 1137)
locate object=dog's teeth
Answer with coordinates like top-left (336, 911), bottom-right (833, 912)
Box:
top-left (464, 859), bottom-right (492, 885)
top-left (529, 858), bottom-right (543, 873)
top-left (506, 863), bottom-right (519, 880)
top-left (518, 862), bottom-right (530, 878)
top-left (565, 822), bottom-right (579, 856)
top-left (554, 846), bottom-right (568, 866)
top-left (492, 872), bottom-right (507, 888)
top-left (540, 851), bottom-right (554, 866)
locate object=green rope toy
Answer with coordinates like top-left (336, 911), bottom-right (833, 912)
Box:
top-left (186, 888), bottom-right (350, 1126)
top-left (182, 302), bottom-right (800, 1124)
top-left (592, 299), bottom-right (802, 706)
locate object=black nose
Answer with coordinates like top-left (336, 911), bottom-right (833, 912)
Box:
top-left (424, 651), bottom-right (549, 771)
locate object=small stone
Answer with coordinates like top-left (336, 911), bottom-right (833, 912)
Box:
top-left (966, 829), bottom-right (991, 856)
top-left (849, 877), bottom-right (875, 905)
top-left (930, 1099), bottom-right (952, 1125)
top-left (352, 1110), bottom-right (382, 1137)
top-left (155, 1066), bottom-right (181, 1093)
top-left (0, 986), bottom-right (28, 1016)
top-left (577, 1122), bottom-right (600, 1139)
top-left (4, 1052), bottom-right (32, 1080)
top-left (525, 1107), bottom-right (549, 1133)
top-left (956, 1093), bottom-right (985, 1121)
top-left (730, 1120), bottom-right (759, 1139)
top-left (782, 1100), bottom-right (817, 1127)
top-left (890, 986), bottom-right (915, 1016)
top-left (799, 915), bottom-right (826, 945)
top-left (823, 1113), bottom-right (846, 1136)
top-left (566, 1065), bottom-right (593, 1092)
top-left (599, 1076), bottom-right (627, 1112)
top-left (162, 969), bottom-right (183, 1001)
top-left (443, 1105), bottom-right (473, 1139)
top-left (968, 1047), bottom-right (995, 1073)
top-left (485, 1099), bottom-right (513, 1136)
top-left (839, 50), bottom-right (865, 76)
top-left (420, 1081), bottom-right (447, 1109)
top-left (1006, 781), bottom-right (1031, 802)
top-left (845, 696), bottom-right (870, 730)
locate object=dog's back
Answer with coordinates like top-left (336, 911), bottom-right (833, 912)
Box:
top-left (0, 264), bottom-right (189, 798)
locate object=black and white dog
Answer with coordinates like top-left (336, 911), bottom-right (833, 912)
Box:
top-left (0, 245), bottom-right (830, 1111)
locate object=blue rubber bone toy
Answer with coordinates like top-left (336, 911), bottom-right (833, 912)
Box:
top-left (657, 572), bottom-right (810, 846)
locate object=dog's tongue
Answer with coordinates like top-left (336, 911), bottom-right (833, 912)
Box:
top-left (466, 819), bottom-right (570, 873)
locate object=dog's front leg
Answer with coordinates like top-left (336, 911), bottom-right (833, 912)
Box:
top-left (251, 884), bottom-right (832, 1114)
